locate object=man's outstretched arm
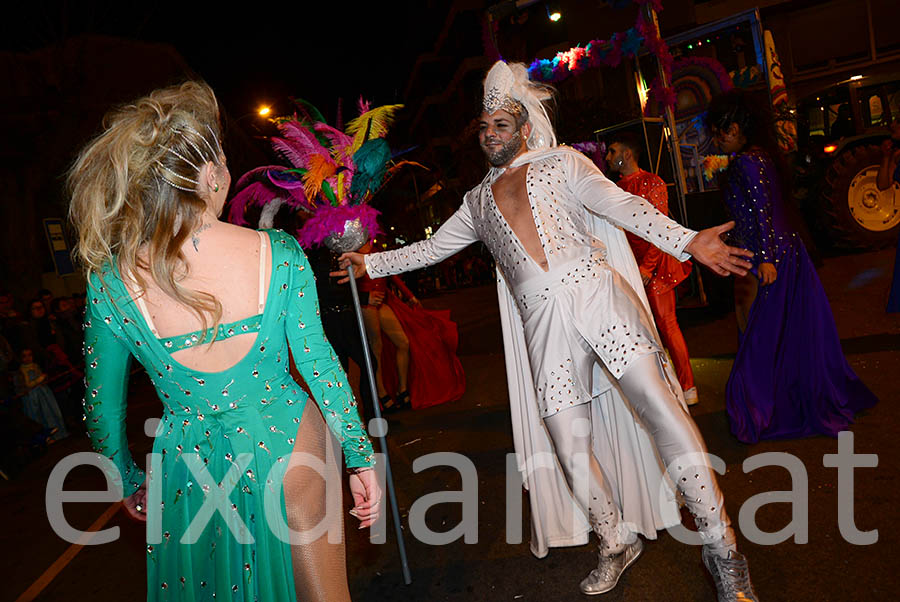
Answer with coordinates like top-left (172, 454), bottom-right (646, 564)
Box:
top-left (334, 198), bottom-right (479, 282)
top-left (565, 151), bottom-right (753, 277)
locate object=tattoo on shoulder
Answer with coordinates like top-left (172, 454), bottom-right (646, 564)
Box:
top-left (192, 223), bottom-right (212, 252)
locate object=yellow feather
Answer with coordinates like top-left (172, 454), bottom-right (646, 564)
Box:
top-left (336, 171), bottom-right (346, 204)
top-left (345, 104), bottom-right (403, 155)
top-left (388, 160), bottom-right (428, 174)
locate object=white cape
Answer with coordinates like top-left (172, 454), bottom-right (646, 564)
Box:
top-left (500, 147), bottom-right (684, 558)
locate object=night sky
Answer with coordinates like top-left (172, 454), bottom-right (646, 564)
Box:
top-left (2, 1), bottom-right (446, 121)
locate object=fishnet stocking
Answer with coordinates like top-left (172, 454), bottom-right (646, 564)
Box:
top-left (283, 401), bottom-right (351, 602)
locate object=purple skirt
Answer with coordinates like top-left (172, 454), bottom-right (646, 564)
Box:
top-left (726, 239), bottom-right (879, 444)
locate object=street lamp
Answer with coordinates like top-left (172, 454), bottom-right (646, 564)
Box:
top-left (258, 105), bottom-right (272, 117)
top-left (546, 3), bottom-right (561, 22)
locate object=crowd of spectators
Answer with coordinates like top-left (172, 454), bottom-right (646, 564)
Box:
top-left (409, 248), bottom-right (496, 296)
top-left (0, 287), bottom-right (86, 478)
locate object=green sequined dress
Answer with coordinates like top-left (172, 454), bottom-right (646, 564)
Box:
top-left (83, 229), bottom-right (374, 601)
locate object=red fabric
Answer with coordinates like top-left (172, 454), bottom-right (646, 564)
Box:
top-left (357, 276), bottom-right (382, 294)
top-left (378, 290), bottom-right (466, 409)
top-left (618, 169), bottom-right (692, 295)
top-left (647, 289), bottom-right (694, 391)
top-left (357, 274), bottom-right (415, 299)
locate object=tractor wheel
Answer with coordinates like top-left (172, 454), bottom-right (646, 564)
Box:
top-left (821, 144), bottom-right (900, 249)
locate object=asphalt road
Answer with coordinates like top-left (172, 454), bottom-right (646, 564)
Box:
top-left (3, 248), bottom-right (898, 602)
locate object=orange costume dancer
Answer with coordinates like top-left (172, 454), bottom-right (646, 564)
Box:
top-left (620, 170), bottom-right (695, 399)
top-left (607, 134), bottom-right (696, 403)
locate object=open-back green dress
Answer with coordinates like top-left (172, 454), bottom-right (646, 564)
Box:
top-left (83, 229), bottom-right (374, 601)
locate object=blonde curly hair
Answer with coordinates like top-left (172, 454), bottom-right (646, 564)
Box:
top-left (68, 81), bottom-right (225, 334)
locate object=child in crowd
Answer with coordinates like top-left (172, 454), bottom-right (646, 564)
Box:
top-left (18, 348), bottom-right (68, 441)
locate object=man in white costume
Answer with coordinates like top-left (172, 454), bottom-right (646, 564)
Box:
top-left (338, 61), bottom-right (759, 601)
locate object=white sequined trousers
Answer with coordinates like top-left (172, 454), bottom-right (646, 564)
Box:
top-left (544, 403), bottom-right (632, 554)
top-left (618, 354), bottom-right (735, 551)
top-left (518, 256), bottom-right (736, 553)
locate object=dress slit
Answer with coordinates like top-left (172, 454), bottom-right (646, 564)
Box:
top-left (282, 401), bottom-right (350, 602)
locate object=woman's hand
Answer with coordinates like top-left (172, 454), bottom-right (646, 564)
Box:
top-left (123, 482), bottom-right (147, 522)
top-left (685, 221), bottom-right (754, 277)
top-left (368, 291), bottom-right (385, 307)
top-left (329, 252), bottom-right (367, 284)
top-left (408, 296), bottom-right (422, 309)
top-left (758, 262), bottom-right (777, 286)
top-left (348, 468), bottom-right (382, 529)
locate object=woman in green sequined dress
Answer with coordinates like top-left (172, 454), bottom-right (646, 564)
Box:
top-left (68, 82), bottom-right (381, 602)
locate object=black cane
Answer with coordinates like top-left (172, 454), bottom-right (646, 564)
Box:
top-left (345, 264), bottom-right (413, 585)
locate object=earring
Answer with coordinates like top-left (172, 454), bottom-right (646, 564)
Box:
top-left (214, 183), bottom-right (219, 192)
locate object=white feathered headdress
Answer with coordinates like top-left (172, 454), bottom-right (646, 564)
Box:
top-left (483, 61), bottom-right (557, 150)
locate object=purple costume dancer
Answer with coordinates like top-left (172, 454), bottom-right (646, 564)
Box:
top-left (721, 149), bottom-right (879, 443)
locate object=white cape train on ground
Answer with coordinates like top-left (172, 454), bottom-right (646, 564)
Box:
top-left (498, 146), bottom-right (684, 558)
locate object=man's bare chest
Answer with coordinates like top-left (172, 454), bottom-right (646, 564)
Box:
top-left (491, 167), bottom-right (533, 229)
top-left (489, 165), bottom-right (549, 270)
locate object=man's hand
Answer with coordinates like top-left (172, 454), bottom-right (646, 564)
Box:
top-left (685, 221), bottom-right (754, 277)
top-left (329, 252), bottom-right (367, 284)
top-left (640, 268), bottom-right (652, 286)
top-left (758, 262), bottom-right (777, 286)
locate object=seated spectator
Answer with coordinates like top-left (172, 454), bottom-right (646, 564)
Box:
top-left (18, 348), bottom-right (68, 441)
top-left (0, 290), bottom-right (18, 320)
top-left (0, 334), bottom-right (55, 478)
top-left (37, 288), bottom-right (54, 314)
top-left (51, 296), bottom-right (82, 366)
top-left (18, 299), bottom-right (54, 368)
top-left (0, 331), bottom-right (13, 402)
top-left (24, 297), bottom-right (76, 368)
top-left (0, 291), bottom-right (22, 350)
top-left (19, 299), bottom-right (81, 423)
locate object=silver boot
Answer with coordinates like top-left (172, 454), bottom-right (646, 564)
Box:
top-left (702, 546), bottom-right (760, 602)
top-left (579, 538), bottom-right (643, 595)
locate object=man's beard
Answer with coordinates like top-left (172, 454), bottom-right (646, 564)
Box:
top-left (482, 130), bottom-right (523, 167)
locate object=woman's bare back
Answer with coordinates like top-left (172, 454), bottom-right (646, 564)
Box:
top-left (127, 220), bottom-right (272, 373)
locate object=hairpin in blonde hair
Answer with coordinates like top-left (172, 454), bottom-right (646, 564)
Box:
top-left (154, 160), bottom-right (198, 192)
top-left (176, 124), bottom-right (222, 163)
top-left (159, 144), bottom-right (201, 171)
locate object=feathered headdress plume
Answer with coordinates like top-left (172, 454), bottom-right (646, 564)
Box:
top-left (229, 98), bottom-right (423, 247)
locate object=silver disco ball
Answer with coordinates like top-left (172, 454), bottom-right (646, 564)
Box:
top-left (323, 219), bottom-right (369, 253)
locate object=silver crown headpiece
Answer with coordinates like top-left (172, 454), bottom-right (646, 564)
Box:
top-left (483, 62), bottom-right (527, 118)
top-left (482, 61), bottom-right (556, 150)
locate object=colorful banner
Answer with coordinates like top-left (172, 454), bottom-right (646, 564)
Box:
top-left (764, 29), bottom-right (797, 152)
